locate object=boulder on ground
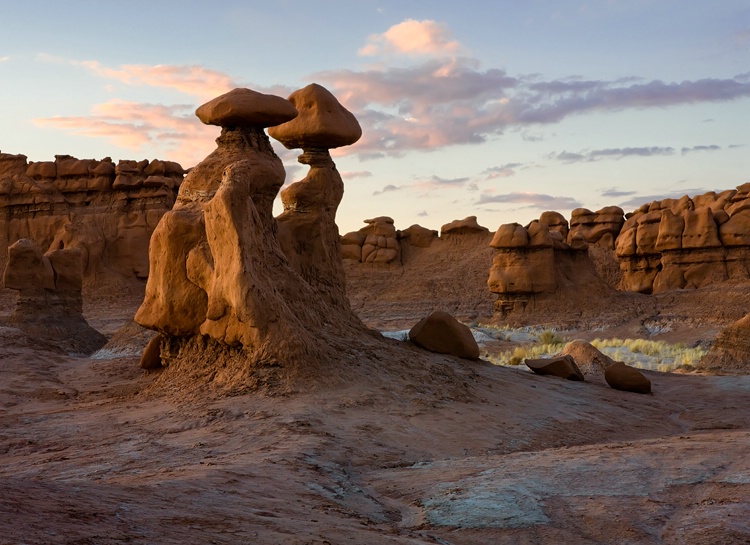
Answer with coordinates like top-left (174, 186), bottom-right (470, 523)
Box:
top-left (409, 310), bottom-right (480, 360)
top-left (604, 362), bottom-right (652, 394)
top-left (139, 335), bottom-right (163, 370)
top-left (559, 340), bottom-right (615, 377)
top-left (525, 355), bottom-right (584, 381)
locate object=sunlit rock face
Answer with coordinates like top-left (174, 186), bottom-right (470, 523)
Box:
top-left (135, 85), bottom-right (367, 381)
top-left (487, 219), bottom-right (605, 317)
top-left (614, 186), bottom-right (750, 293)
top-left (341, 217), bottom-right (401, 265)
top-left (568, 206), bottom-right (625, 249)
top-left (0, 150), bottom-right (184, 284)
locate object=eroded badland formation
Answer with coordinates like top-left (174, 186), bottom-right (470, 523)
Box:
top-left (0, 84), bottom-right (749, 544)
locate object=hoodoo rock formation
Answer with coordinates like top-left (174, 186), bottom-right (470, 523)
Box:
top-left (2, 238), bottom-right (106, 353)
top-left (341, 216), bottom-right (401, 265)
top-left (135, 86), bottom-right (370, 388)
top-left (487, 218), bottom-right (611, 319)
top-left (342, 217), bottom-right (495, 329)
top-left (269, 82), bottom-right (362, 309)
top-left (569, 206), bottom-right (625, 249)
top-left (0, 150), bottom-right (183, 286)
top-left (615, 186), bottom-right (750, 293)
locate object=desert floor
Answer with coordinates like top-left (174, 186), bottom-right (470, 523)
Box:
top-left (0, 288), bottom-right (749, 544)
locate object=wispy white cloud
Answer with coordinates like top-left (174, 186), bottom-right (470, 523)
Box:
top-left (601, 188), bottom-right (637, 198)
top-left (412, 175), bottom-right (471, 192)
top-left (477, 191), bottom-right (582, 210)
top-left (484, 163), bottom-right (523, 179)
top-left (734, 28), bottom-right (750, 45)
top-left (551, 147), bottom-right (676, 163)
top-left (31, 58), bottom-right (291, 166)
top-left (681, 144), bottom-right (721, 154)
top-left (0, 56), bottom-right (9, 62)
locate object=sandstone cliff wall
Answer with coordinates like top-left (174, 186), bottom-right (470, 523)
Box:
top-left (615, 186), bottom-right (750, 293)
top-left (0, 151), bottom-right (183, 286)
top-left (342, 216), bottom-right (496, 329)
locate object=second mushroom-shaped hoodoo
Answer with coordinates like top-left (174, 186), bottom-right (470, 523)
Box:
top-left (268, 83), bottom-right (362, 310)
top-left (134, 87), bottom-right (367, 389)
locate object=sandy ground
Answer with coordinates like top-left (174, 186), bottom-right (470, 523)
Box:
top-left (1, 283), bottom-right (749, 545)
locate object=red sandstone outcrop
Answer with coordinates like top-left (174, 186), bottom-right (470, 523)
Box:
top-left (615, 186), bottom-right (750, 293)
top-left (343, 217), bottom-right (495, 329)
top-left (559, 340), bottom-right (615, 379)
top-left (341, 216), bottom-right (458, 266)
top-left (525, 355), bottom-right (584, 381)
top-left (698, 313), bottom-right (750, 374)
top-left (487, 219), bottom-right (609, 316)
top-left (483, 216), bottom-right (650, 328)
top-left (440, 216), bottom-right (490, 237)
top-left (135, 86), bottom-right (369, 385)
top-left (399, 224), bottom-right (439, 248)
top-left (270, 83), bottom-right (362, 308)
top-left (0, 150), bottom-right (183, 285)
top-left (2, 238), bottom-right (106, 353)
top-left (341, 216), bottom-right (401, 265)
top-left (568, 206), bottom-right (625, 249)
top-left (408, 310), bottom-right (480, 360)
top-left (604, 362), bottom-right (652, 394)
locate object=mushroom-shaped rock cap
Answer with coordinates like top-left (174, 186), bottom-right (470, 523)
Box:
top-left (196, 88), bottom-right (298, 128)
top-left (268, 83), bottom-right (362, 149)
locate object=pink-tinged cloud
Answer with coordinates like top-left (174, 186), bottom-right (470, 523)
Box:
top-left (313, 41), bottom-right (750, 160)
top-left (47, 57), bottom-right (294, 100)
top-left (359, 19), bottom-right (463, 57)
top-left (735, 29), bottom-right (750, 45)
top-left (79, 61), bottom-right (239, 99)
top-left (339, 170), bottom-right (373, 179)
top-left (34, 99), bottom-right (217, 167)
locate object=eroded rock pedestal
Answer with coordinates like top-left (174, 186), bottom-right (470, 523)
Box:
top-left (488, 219), bottom-right (601, 315)
top-left (2, 238), bottom-right (106, 353)
top-left (135, 86), bottom-right (367, 390)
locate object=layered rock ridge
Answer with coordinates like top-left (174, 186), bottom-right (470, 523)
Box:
top-left (0, 151), bottom-right (184, 285)
top-left (135, 86), bottom-right (369, 390)
top-left (615, 187), bottom-right (750, 293)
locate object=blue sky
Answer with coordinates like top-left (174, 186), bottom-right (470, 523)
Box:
top-left (1, 1), bottom-right (748, 233)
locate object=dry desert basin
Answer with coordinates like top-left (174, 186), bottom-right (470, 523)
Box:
top-left (0, 85), bottom-right (748, 544)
